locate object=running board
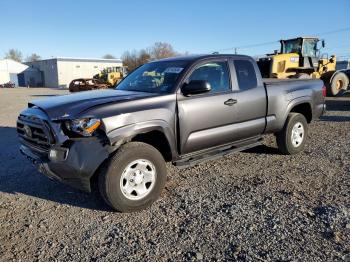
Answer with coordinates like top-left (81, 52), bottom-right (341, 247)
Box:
top-left (173, 140), bottom-right (262, 169)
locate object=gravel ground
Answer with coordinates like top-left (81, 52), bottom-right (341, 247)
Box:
top-left (0, 88), bottom-right (349, 261)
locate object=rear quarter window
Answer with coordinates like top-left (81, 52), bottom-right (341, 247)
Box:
top-left (234, 60), bottom-right (257, 90)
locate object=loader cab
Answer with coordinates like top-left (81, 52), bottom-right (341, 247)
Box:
top-left (280, 37), bottom-right (319, 58)
top-left (107, 66), bottom-right (128, 76)
top-left (280, 37), bottom-right (320, 70)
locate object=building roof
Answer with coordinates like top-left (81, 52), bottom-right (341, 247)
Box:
top-left (28, 57), bottom-right (122, 63)
top-left (0, 59), bottom-right (28, 73)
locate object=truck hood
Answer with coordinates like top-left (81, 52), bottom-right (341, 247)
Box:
top-left (29, 89), bottom-right (156, 120)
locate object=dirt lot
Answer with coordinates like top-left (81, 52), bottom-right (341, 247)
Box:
top-left (0, 88), bottom-right (349, 261)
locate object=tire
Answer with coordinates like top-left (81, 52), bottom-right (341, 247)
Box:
top-left (98, 142), bottom-right (167, 212)
top-left (292, 73), bottom-right (311, 79)
top-left (276, 113), bottom-right (308, 155)
top-left (330, 72), bottom-right (349, 96)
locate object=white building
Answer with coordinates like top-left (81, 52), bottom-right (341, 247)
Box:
top-left (0, 59), bottom-right (28, 86)
top-left (27, 57), bottom-right (123, 88)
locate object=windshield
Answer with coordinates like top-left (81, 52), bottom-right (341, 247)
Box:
top-left (116, 61), bottom-right (189, 93)
top-left (282, 39), bottom-right (302, 54)
top-left (302, 39), bottom-right (318, 57)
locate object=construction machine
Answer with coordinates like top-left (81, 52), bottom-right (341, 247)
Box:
top-left (257, 37), bottom-right (350, 96)
top-left (93, 66), bottom-right (127, 87)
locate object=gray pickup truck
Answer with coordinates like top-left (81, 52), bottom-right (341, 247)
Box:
top-left (17, 54), bottom-right (325, 212)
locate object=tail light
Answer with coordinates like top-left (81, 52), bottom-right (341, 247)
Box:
top-left (322, 85), bottom-right (327, 97)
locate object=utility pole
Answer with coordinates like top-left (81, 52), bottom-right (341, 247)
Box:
top-left (234, 48), bottom-right (237, 54)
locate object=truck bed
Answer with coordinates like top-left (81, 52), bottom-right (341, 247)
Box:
top-left (263, 78), bottom-right (321, 85)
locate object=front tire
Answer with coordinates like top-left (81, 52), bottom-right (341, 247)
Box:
top-left (276, 113), bottom-right (308, 155)
top-left (98, 142), bottom-right (167, 212)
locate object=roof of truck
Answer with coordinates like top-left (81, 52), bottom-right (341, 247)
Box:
top-left (156, 54), bottom-right (252, 62)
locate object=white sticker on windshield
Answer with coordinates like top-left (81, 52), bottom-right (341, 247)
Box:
top-left (164, 67), bottom-right (184, 74)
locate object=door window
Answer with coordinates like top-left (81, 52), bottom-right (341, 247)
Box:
top-left (188, 61), bottom-right (230, 93)
top-left (233, 60), bottom-right (257, 91)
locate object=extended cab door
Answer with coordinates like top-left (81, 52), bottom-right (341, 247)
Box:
top-left (177, 59), bottom-right (239, 154)
top-left (228, 57), bottom-right (267, 140)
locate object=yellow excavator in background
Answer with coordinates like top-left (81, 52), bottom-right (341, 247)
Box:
top-left (257, 37), bottom-right (350, 96)
top-left (93, 66), bottom-right (127, 87)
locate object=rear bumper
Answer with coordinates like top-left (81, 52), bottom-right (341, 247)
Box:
top-left (313, 103), bottom-right (326, 120)
top-left (20, 137), bottom-right (110, 192)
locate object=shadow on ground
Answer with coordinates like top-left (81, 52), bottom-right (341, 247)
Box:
top-left (243, 144), bottom-right (282, 155)
top-left (0, 126), bottom-right (111, 212)
top-left (31, 94), bottom-right (60, 97)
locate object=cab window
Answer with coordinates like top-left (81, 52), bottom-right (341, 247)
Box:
top-left (233, 60), bottom-right (257, 91)
top-left (188, 61), bottom-right (230, 93)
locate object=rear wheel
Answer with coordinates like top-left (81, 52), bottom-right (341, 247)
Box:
top-left (292, 73), bottom-right (311, 79)
top-left (98, 142), bottom-right (167, 212)
top-left (331, 72), bottom-right (349, 96)
top-left (276, 113), bottom-right (308, 155)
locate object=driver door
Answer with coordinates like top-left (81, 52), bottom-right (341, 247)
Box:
top-left (177, 59), bottom-right (238, 154)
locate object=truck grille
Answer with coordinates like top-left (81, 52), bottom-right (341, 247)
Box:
top-left (17, 115), bottom-right (54, 153)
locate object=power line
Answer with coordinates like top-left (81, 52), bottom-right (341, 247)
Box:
top-left (212, 27), bottom-right (350, 54)
top-left (317, 27), bottom-right (350, 37)
top-left (324, 43), bottom-right (350, 50)
top-left (214, 41), bottom-right (278, 54)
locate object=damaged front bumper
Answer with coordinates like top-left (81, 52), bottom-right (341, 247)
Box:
top-left (20, 137), bottom-right (110, 192)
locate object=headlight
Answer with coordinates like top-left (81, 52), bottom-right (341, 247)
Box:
top-left (65, 118), bottom-right (101, 137)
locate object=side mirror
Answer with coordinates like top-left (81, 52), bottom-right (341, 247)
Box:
top-left (181, 80), bottom-right (211, 96)
top-left (321, 40), bottom-right (325, 48)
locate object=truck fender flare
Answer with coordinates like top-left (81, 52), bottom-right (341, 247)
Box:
top-left (106, 120), bottom-right (177, 158)
top-left (279, 97), bottom-right (312, 129)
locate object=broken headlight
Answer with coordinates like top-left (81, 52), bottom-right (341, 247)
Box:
top-left (65, 118), bottom-right (101, 137)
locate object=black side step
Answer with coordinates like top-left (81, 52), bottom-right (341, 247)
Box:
top-left (173, 140), bottom-right (262, 169)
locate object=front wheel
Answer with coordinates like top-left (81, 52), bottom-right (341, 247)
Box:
top-left (276, 113), bottom-right (308, 155)
top-left (98, 142), bottom-right (167, 212)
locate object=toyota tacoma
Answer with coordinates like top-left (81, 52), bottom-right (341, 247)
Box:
top-left (17, 54), bottom-right (326, 212)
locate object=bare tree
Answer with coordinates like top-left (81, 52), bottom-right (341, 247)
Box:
top-left (137, 49), bottom-right (151, 65)
top-left (4, 49), bottom-right (23, 62)
top-left (121, 50), bottom-right (140, 72)
top-left (26, 53), bottom-right (41, 62)
top-left (150, 42), bottom-right (177, 60)
top-left (102, 54), bottom-right (116, 59)
top-left (121, 42), bottom-right (179, 72)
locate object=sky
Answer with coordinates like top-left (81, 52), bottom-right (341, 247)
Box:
top-left (1, 0), bottom-right (350, 60)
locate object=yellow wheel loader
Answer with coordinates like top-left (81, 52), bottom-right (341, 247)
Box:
top-left (93, 66), bottom-right (127, 87)
top-left (257, 37), bottom-right (350, 96)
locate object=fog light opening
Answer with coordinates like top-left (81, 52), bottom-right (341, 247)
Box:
top-left (49, 148), bottom-right (68, 161)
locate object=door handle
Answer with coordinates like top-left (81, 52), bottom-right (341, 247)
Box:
top-left (224, 98), bottom-right (237, 106)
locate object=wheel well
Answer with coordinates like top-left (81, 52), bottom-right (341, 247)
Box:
top-left (131, 130), bottom-right (172, 162)
top-left (290, 103), bottom-right (312, 123)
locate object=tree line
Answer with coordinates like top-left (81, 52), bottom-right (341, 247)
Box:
top-left (3, 42), bottom-right (181, 69)
top-left (121, 42), bottom-right (181, 71)
top-left (3, 49), bottom-right (41, 62)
